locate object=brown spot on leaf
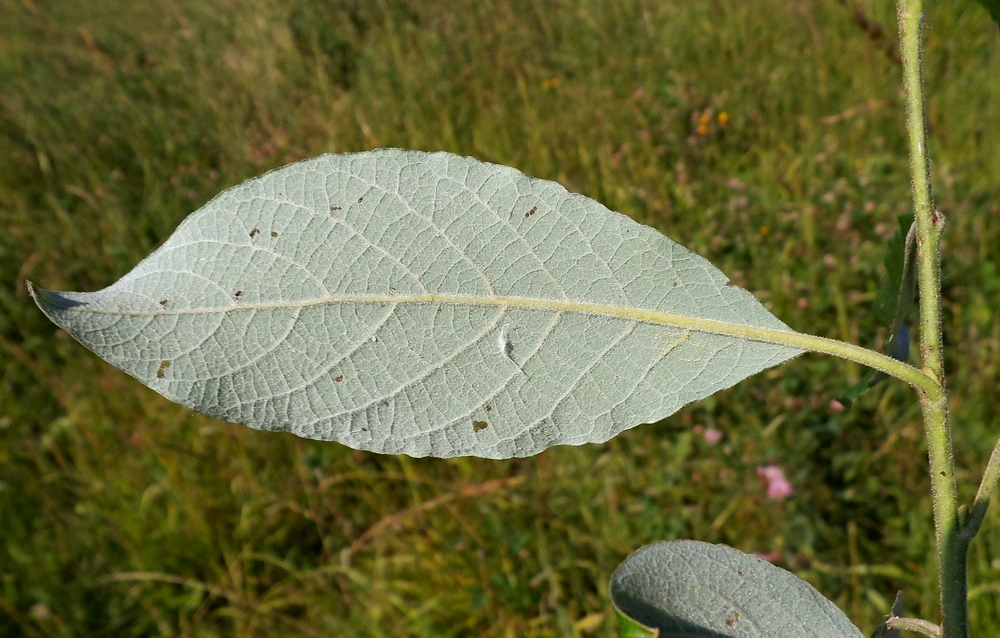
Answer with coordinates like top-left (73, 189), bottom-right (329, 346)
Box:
top-left (270, 231), bottom-right (278, 237)
top-left (156, 360), bottom-right (171, 379)
top-left (335, 375), bottom-right (344, 383)
top-left (249, 227), bottom-right (260, 238)
top-left (357, 196), bottom-right (364, 203)
top-left (485, 404), bottom-right (492, 412)
top-left (329, 205), bottom-right (342, 212)
top-left (473, 420), bottom-right (489, 432)
top-left (159, 299), bottom-right (168, 307)
top-left (234, 290), bottom-right (242, 300)
top-left (525, 206), bottom-right (537, 218)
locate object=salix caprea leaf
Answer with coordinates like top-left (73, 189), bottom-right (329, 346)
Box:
top-left (30, 150), bottom-right (801, 458)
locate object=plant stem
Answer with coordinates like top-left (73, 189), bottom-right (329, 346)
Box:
top-left (896, 1), bottom-right (965, 637)
top-left (886, 616), bottom-right (943, 638)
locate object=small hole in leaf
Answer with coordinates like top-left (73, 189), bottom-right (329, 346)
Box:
top-left (234, 290), bottom-right (242, 300)
top-left (249, 228), bottom-right (260, 238)
top-left (270, 231), bottom-right (278, 237)
top-left (726, 612), bottom-right (740, 629)
top-left (156, 360), bottom-right (171, 379)
top-left (334, 375), bottom-right (344, 383)
top-left (473, 420), bottom-right (489, 432)
top-left (525, 206), bottom-right (537, 218)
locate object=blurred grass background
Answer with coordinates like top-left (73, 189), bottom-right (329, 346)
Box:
top-left (1, 0), bottom-right (999, 635)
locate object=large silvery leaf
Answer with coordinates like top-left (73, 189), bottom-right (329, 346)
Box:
top-left (610, 541), bottom-right (865, 637)
top-left (29, 149), bottom-right (800, 458)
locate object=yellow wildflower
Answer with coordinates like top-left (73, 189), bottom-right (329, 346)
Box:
top-left (697, 113), bottom-right (710, 135)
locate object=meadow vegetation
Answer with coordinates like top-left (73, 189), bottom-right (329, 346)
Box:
top-left (1, 0), bottom-right (999, 635)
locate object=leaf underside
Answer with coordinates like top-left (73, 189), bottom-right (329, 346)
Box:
top-left (30, 150), bottom-right (800, 459)
top-left (610, 541), bottom-right (865, 638)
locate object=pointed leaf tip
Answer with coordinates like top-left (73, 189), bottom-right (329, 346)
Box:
top-left (29, 285), bottom-right (90, 312)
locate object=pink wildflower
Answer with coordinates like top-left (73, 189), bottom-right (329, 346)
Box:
top-left (703, 428), bottom-right (723, 445)
top-left (757, 465), bottom-right (793, 500)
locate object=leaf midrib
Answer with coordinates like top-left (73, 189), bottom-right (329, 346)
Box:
top-left (34, 285), bottom-right (935, 393)
top-left (45, 289), bottom-right (798, 342)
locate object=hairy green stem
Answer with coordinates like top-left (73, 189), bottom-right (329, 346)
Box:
top-left (897, 1), bottom-right (965, 636)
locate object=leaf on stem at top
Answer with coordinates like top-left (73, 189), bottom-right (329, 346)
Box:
top-left (836, 213), bottom-right (915, 407)
top-left (975, 0), bottom-right (1000, 28)
top-left (868, 590), bottom-right (903, 638)
top-left (836, 323), bottom-right (909, 407)
top-left (29, 149), bottom-right (800, 459)
top-left (872, 214), bottom-right (916, 330)
top-left (610, 540), bottom-right (865, 637)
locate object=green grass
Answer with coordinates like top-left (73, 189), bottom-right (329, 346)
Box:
top-left (2, 0), bottom-right (1000, 635)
